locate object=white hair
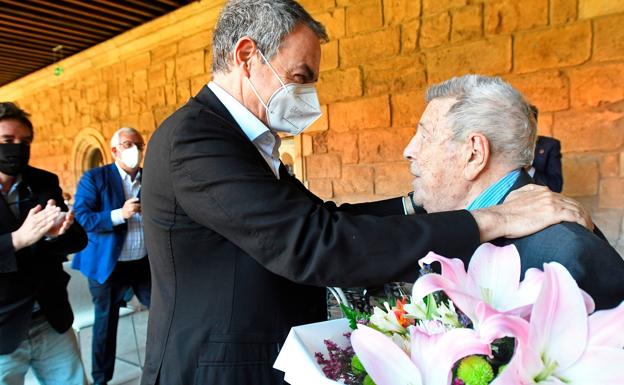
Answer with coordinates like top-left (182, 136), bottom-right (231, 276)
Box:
top-left (110, 127), bottom-right (141, 148)
top-left (426, 75), bottom-right (537, 167)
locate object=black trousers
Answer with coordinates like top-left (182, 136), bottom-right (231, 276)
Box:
top-left (88, 257), bottom-right (151, 384)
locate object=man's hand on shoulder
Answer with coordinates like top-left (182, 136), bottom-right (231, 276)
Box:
top-left (471, 184), bottom-right (593, 242)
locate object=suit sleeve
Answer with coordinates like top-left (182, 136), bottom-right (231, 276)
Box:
top-left (73, 170), bottom-right (116, 233)
top-left (0, 233), bottom-right (18, 273)
top-left (35, 174), bottom-right (88, 255)
top-left (169, 115), bottom-right (480, 287)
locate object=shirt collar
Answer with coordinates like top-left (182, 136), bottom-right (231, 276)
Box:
top-left (0, 174), bottom-right (22, 196)
top-left (208, 81), bottom-right (270, 143)
top-left (114, 162), bottom-right (141, 183)
top-left (466, 169), bottom-right (521, 210)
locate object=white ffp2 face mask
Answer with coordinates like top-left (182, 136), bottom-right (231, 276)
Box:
top-left (246, 50), bottom-right (322, 136)
top-left (120, 145), bottom-right (141, 169)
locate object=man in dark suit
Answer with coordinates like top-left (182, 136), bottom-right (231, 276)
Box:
top-left (140, 2), bottom-right (591, 384)
top-left (403, 74), bottom-right (624, 311)
top-left (0, 102), bottom-right (87, 385)
top-left (72, 127), bottom-right (151, 385)
top-left (528, 105), bottom-right (563, 193)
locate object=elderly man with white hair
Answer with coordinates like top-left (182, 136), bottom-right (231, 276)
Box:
top-left (403, 74), bottom-right (624, 310)
top-left (72, 127), bottom-right (151, 385)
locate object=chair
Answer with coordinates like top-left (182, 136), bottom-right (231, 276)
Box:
top-left (62, 261), bottom-right (143, 368)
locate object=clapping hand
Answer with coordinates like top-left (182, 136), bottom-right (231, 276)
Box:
top-left (11, 200), bottom-right (60, 251)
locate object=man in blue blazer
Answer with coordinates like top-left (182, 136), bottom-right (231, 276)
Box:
top-left (403, 74), bottom-right (624, 310)
top-left (72, 127), bottom-right (150, 385)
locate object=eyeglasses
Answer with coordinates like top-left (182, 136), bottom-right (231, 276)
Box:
top-left (118, 141), bottom-right (144, 151)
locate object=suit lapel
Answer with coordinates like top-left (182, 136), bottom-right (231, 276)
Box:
top-left (108, 164), bottom-right (126, 208)
top-left (0, 193), bottom-right (17, 231)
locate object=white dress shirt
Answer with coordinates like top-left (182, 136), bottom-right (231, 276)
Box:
top-left (208, 81), bottom-right (282, 178)
top-left (110, 162), bottom-right (146, 261)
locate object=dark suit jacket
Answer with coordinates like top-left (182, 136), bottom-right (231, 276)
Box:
top-left (493, 171), bottom-right (624, 310)
top-left (532, 136), bottom-right (563, 193)
top-left (140, 86), bottom-right (481, 385)
top-left (0, 166), bottom-right (87, 354)
top-left (72, 164), bottom-right (134, 283)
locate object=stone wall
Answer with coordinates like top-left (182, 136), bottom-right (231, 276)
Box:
top-left (0, 0), bottom-right (622, 252)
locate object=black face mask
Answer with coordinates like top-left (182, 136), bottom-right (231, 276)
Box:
top-left (0, 143), bottom-right (30, 176)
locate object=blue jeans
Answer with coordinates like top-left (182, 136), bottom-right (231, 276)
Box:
top-left (0, 314), bottom-right (86, 385)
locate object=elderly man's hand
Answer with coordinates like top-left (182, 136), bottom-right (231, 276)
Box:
top-left (471, 184), bottom-right (593, 242)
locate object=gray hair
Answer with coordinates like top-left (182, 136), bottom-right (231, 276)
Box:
top-left (110, 127), bottom-right (141, 148)
top-left (426, 75), bottom-right (537, 167)
top-left (212, 0), bottom-right (328, 74)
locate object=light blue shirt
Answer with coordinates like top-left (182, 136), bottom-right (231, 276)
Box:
top-left (208, 82), bottom-right (281, 178)
top-left (110, 163), bottom-right (146, 261)
top-left (466, 169), bottom-right (521, 210)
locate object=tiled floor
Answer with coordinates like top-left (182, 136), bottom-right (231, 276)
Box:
top-left (25, 310), bottom-right (148, 385)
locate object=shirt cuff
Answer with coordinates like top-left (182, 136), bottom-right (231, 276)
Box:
top-left (111, 208), bottom-right (126, 226)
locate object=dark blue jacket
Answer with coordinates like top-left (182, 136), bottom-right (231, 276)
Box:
top-left (532, 136), bottom-right (563, 193)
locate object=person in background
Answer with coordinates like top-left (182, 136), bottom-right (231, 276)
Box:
top-left (528, 105), bottom-right (563, 193)
top-left (0, 101), bottom-right (87, 385)
top-left (72, 127), bottom-right (151, 385)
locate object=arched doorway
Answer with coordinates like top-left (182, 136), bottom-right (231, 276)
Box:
top-left (72, 128), bottom-right (110, 185)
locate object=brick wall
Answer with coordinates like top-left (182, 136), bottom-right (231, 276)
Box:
top-left (0, 0), bottom-right (622, 252)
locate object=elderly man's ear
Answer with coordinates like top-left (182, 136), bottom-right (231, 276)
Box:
top-left (462, 133), bottom-right (490, 181)
top-left (234, 36), bottom-right (256, 77)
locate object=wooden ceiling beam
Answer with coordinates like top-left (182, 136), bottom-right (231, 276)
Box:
top-left (26, 0), bottom-right (136, 28)
top-left (62, 0), bottom-right (146, 23)
top-left (0, 18), bottom-right (100, 44)
top-left (0, 7), bottom-right (119, 37)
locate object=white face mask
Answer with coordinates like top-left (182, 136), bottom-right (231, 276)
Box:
top-left (246, 50), bottom-right (322, 135)
top-left (119, 145), bottom-right (141, 169)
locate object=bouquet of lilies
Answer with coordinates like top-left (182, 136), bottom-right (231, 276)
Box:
top-left (314, 243), bottom-right (624, 385)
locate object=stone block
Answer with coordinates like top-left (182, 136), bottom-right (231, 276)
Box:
top-left (601, 153), bottom-right (620, 177)
top-left (298, 0), bottom-right (336, 14)
top-left (536, 112), bottom-right (553, 137)
top-left (139, 111), bottom-right (155, 132)
top-left (485, 0), bottom-right (548, 34)
top-left (302, 134), bottom-right (313, 156)
top-left (321, 40), bottom-right (339, 71)
top-left (391, 90), bottom-right (427, 127)
top-left (363, 55), bottom-right (426, 96)
top-left (451, 5), bottom-right (483, 43)
top-left (313, 131), bottom-right (328, 154)
top-left (594, 14), bottom-right (624, 62)
top-left (600, 178), bottom-right (624, 209)
top-left (147, 87), bottom-right (166, 109)
top-left (306, 153), bottom-right (342, 179)
top-left (329, 96), bottom-right (390, 132)
top-left (165, 84), bottom-right (177, 107)
top-left (178, 30), bottom-right (212, 55)
top-left (148, 63), bottom-right (167, 89)
top-left (327, 131), bottom-right (358, 164)
top-left (504, 70), bottom-right (569, 112)
top-left (621, 152), bottom-right (624, 177)
top-left (333, 164), bottom-right (374, 195)
top-left (550, 0), bottom-right (577, 25)
top-left (514, 22), bottom-right (591, 74)
top-left (205, 50), bottom-right (213, 76)
top-left (175, 50), bottom-right (205, 81)
top-left (401, 19), bottom-right (421, 53)
top-left (384, 0), bottom-right (421, 24)
top-left (359, 127), bottom-right (414, 163)
top-left (307, 105), bottom-right (329, 133)
top-left (591, 208), bottom-right (624, 243)
top-left (317, 68), bottom-right (362, 104)
top-left (129, 92), bottom-right (146, 114)
top-left (133, 70), bottom-right (148, 93)
top-left (339, 27), bottom-right (400, 67)
top-left (579, 0), bottom-right (624, 18)
top-left (177, 79), bottom-right (191, 104)
top-left (315, 7), bottom-right (346, 39)
top-left (373, 161), bottom-right (412, 196)
top-left (422, 0), bottom-right (467, 15)
top-left (308, 178), bottom-right (333, 199)
top-left (562, 155), bottom-right (599, 197)
top-left (420, 12), bottom-right (450, 49)
top-left (346, 0), bottom-right (383, 35)
top-left (554, 102), bottom-right (624, 153)
top-left (165, 60), bottom-right (176, 81)
top-left (426, 36), bottom-right (511, 84)
top-left (190, 73), bottom-right (210, 95)
top-left (126, 52), bottom-right (150, 73)
top-left (568, 63), bottom-right (624, 108)
top-left (151, 44), bottom-right (177, 63)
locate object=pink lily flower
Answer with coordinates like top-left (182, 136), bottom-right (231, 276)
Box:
top-left (351, 323), bottom-right (490, 385)
top-left (493, 262), bottom-right (624, 384)
top-left (412, 244), bottom-right (595, 323)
